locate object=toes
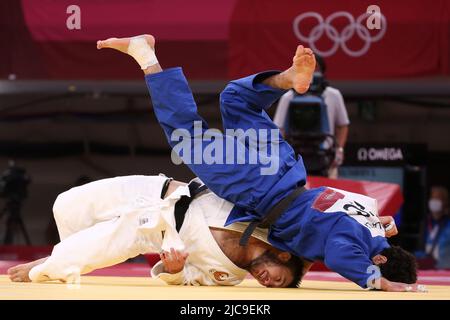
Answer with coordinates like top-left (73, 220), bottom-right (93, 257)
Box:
top-left (304, 48), bottom-right (314, 55)
top-left (97, 40), bottom-right (109, 49)
top-left (12, 277), bottom-right (27, 282)
top-left (295, 45), bottom-right (304, 55)
top-left (7, 266), bottom-right (20, 275)
top-left (10, 271), bottom-right (30, 282)
top-left (10, 275), bottom-right (22, 282)
top-left (294, 54), bottom-right (315, 66)
top-left (293, 55), bottom-right (308, 65)
top-left (308, 54), bottom-right (316, 66)
top-left (295, 46), bottom-right (314, 57)
top-left (97, 38), bottom-right (114, 49)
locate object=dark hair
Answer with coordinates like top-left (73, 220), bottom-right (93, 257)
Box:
top-left (314, 53), bottom-right (326, 74)
top-left (285, 255), bottom-right (304, 288)
top-left (379, 246), bottom-right (417, 284)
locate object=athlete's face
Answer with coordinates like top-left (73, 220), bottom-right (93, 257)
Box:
top-left (248, 251), bottom-right (294, 288)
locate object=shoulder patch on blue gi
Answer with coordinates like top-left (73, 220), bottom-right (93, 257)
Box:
top-left (312, 188), bottom-right (345, 212)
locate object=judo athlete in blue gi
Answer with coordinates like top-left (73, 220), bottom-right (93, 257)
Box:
top-left (97, 34), bottom-right (425, 292)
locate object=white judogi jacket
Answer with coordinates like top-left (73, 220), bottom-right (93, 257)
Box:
top-left (28, 175), bottom-right (268, 286)
top-left (150, 189), bottom-right (270, 286)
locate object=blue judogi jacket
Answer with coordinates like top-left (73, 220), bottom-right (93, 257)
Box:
top-left (145, 67), bottom-right (389, 288)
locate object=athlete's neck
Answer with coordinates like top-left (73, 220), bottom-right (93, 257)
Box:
top-left (209, 227), bottom-right (271, 269)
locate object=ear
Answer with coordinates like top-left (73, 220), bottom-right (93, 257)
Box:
top-left (372, 254), bottom-right (387, 265)
top-left (277, 252), bottom-right (292, 263)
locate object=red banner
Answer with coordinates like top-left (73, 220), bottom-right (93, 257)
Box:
top-left (21, 0), bottom-right (235, 41)
top-left (3, 0), bottom-right (237, 79)
top-left (1, 0), bottom-right (449, 80)
top-left (229, 0), bottom-right (450, 79)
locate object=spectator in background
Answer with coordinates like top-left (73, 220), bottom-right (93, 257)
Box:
top-left (420, 186), bottom-right (450, 269)
top-left (273, 53), bottom-right (349, 179)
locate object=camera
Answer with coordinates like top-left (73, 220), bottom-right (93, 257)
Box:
top-left (0, 161), bottom-right (30, 202)
top-left (307, 71), bottom-right (328, 96)
top-left (0, 161), bottom-right (31, 244)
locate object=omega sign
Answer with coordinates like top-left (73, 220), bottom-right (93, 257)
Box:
top-left (357, 147), bottom-right (404, 162)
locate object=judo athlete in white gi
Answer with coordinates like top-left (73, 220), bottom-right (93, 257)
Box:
top-left (8, 175), bottom-right (304, 287)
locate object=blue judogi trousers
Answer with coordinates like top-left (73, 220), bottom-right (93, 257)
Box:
top-left (145, 67), bottom-right (307, 227)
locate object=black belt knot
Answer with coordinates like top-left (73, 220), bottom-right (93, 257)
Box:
top-left (172, 180), bottom-right (208, 232)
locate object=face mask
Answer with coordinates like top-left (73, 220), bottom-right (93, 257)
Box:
top-left (429, 199), bottom-right (443, 213)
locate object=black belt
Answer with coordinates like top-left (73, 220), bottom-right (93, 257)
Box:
top-left (160, 177), bottom-right (173, 199)
top-left (239, 185), bottom-right (306, 246)
top-left (165, 180), bottom-right (208, 232)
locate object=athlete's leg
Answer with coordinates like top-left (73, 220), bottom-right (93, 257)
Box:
top-left (219, 45), bottom-right (316, 132)
top-left (53, 175), bottom-right (169, 240)
top-left (212, 48), bottom-right (315, 214)
top-left (98, 35), bottom-right (211, 148)
top-left (8, 175), bottom-right (173, 282)
top-left (25, 177), bottom-right (190, 283)
top-left (27, 208), bottom-right (160, 283)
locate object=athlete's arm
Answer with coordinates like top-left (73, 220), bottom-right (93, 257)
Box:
top-left (151, 260), bottom-right (215, 286)
top-left (324, 240), bottom-right (375, 289)
top-left (379, 277), bottom-right (427, 292)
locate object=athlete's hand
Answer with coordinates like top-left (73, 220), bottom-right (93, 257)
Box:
top-left (160, 248), bottom-right (189, 274)
top-left (379, 216), bottom-right (398, 238)
top-left (380, 278), bottom-right (427, 292)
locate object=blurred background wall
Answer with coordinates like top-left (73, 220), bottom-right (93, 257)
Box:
top-left (0, 0), bottom-right (449, 251)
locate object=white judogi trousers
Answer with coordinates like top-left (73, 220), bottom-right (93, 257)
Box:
top-left (29, 175), bottom-right (186, 283)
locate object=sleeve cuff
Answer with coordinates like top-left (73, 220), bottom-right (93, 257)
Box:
top-left (151, 261), bottom-right (184, 285)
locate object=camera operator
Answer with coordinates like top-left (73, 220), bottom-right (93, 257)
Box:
top-left (273, 53), bottom-right (350, 179)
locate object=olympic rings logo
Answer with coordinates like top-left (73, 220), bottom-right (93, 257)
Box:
top-left (293, 11), bottom-right (387, 57)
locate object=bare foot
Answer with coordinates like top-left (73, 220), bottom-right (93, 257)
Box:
top-left (7, 257), bottom-right (47, 282)
top-left (96, 34), bottom-right (155, 53)
top-left (284, 45), bottom-right (316, 93)
top-left (261, 45), bottom-right (316, 93)
top-left (97, 34), bottom-right (161, 74)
